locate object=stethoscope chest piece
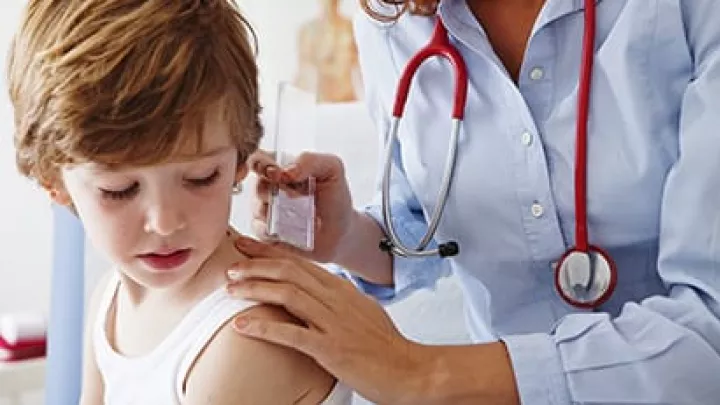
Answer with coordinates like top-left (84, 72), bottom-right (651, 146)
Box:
top-left (554, 246), bottom-right (617, 309)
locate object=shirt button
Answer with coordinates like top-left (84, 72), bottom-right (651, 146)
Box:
top-left (521, 131), bottom-right (533, 146)
top-left (529, 66), bottom-right (545, 81)
top-left (531, 202), bottom-right (544, 218)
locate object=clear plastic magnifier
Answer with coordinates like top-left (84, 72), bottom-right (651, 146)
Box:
top-left (266, 81), bottom-right (317, 251)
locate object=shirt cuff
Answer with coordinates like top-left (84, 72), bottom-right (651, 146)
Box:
top-left (327, 203), bottom-right (447, 304)
top-left (501, 333), bottom-right (572, 405)
top-left (327, 247), bottom-right (443, 304)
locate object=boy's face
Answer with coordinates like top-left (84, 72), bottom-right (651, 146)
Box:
top-left (59, 113), bottom-right (246, 290)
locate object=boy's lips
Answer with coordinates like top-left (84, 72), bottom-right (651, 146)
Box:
top-left (138, 249), bottom-right (191, 271)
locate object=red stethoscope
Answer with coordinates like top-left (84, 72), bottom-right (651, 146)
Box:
top-left (379, 0), bottom-right (617, 309)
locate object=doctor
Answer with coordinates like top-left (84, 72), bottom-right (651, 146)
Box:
top-left (227, 0), bottom-right (720, 404)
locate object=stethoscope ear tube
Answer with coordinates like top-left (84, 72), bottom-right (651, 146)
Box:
top-left (553, 0), bottom-right (619, 309)
top-left (391, 17), bottom-right (468, 120)
top-left (380, 117), bottom-right (460, 258)
top-left (379, 16), bottom-right (466, 260)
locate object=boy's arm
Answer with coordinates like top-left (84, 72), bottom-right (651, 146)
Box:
top-left (79, 273), bottom-right (110, 405)
top-left (184, 304), bottom-right (336, 405)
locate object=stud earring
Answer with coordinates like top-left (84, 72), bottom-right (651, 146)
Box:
top-left (232, 183), bottom-right (243, 194)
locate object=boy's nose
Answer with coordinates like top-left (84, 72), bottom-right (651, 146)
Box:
top-left (144, 204), bottom-right (187, 236)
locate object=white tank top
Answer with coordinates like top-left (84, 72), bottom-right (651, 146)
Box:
top-left (93, 274), bottom-right (352, 404)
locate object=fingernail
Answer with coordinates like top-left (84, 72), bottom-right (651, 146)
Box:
top-left (228, 286), bottom-right (246, 299)
top-left (235, 317), bottom-right (249, 329)
top-left (227, 269), bottom-right (243, 281)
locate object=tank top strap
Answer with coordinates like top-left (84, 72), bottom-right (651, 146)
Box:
top-left (174, 287), bottom-right (259, 399)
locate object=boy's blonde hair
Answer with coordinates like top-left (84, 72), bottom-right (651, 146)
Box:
top-left (7, 0), bottom-right (262, 186)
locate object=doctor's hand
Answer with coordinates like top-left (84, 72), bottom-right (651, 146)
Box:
top-left (247, 150), bottom-right (354, 263)
top-left (226, 234), bottom-right (434, 405)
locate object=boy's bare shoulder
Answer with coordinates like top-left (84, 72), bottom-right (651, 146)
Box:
top-left (183, 304), bottom-right (336, 405)
top-left (183, 228), bottom-right (336, 404)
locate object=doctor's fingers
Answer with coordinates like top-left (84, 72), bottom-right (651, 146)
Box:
top-left (252, 194), bottom-right (269, 221)
top-left (233, 235), bottom-right (343, 288)
top-left (228, 257), bottom-right (338, 308)
top-left (228, 279), bottom-right (334, 331)
top-left (254, 178), bottom-right (272, 203)
top-left (233, 318), bottom-right (325, 365)
top-left (284, 152), bottom-right (344, 184)
top-left (255, 173), bottom-right (306, 203)
top-left (248, 150), bottom-right (282, 182)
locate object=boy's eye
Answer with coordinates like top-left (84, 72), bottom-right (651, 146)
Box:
top-left (185, 169), bottom-right (220, 187)
top-left (100, 182), bottom-right (139, 200)
top-left (97, 170), bottom-right (220, 200)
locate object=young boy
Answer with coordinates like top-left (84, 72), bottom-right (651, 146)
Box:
top-left (7, 1), bottom-right (351, 403)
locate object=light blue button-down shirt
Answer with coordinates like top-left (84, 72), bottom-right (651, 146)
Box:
top-left (337, 0), bottom-right (720, 403)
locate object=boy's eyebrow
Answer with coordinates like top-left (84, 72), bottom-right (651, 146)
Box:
top-left (198, 145), bottom-right (235, 157)
top-left (90, 146), bottom-right (234, 172)
top-left (181, 145), bottom-right (234, 159)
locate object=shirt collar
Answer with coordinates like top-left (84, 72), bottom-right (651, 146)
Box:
top-left (537, 0), bottom-right (604, 32)
top-left (438, 0), bottom-right (604, 29)
top-left (437, 0), bottom-right (604, 52)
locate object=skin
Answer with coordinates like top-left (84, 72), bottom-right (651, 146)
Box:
top-left (468, 0), bottom-right (546, 82)
top-left (225, 1), bottom-right (550, 403)
top-left (61, 108), bottom-right (335, 404)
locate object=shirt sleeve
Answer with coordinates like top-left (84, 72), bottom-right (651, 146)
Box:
top-left (503, 4), bottom-right (720, 404)
top-left (327, 12), bottom-right (449, 304)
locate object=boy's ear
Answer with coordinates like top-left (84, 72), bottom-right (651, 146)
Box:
top-left (50, 189), bottom-right (72, 206)
top-left (41, 182), bottom-right (72, 206)
top-left (235, 163), bottom-right (249, 184)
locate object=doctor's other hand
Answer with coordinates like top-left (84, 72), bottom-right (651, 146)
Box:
top-left (247, 150), bottom-right (354, 263)
top-left (228, 235), bottom-right (429, 405)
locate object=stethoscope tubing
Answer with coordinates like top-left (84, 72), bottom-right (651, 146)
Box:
top-left (574, 0), bottom-right (596, 253)
top-left (380, 15), bottom-right (467, 258)
top-left (381, 117), bottom-right (461, 257)
top-left (379, 0), bottom-right (616, 309)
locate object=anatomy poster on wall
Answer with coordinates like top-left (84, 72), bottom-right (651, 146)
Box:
top-left (240, 0), bottom-right (364, 105)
